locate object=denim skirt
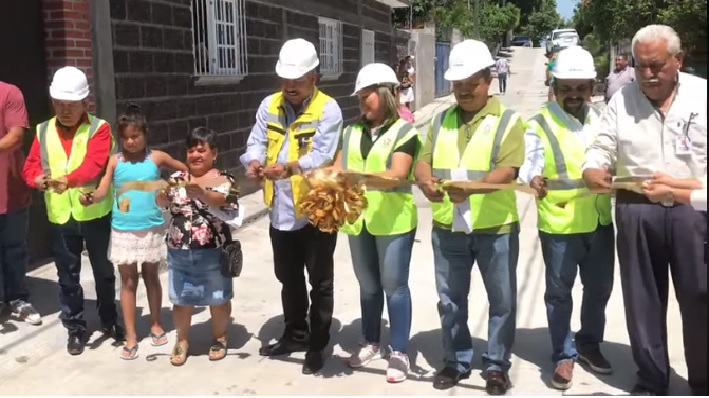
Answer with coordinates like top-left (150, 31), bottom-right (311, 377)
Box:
top-left (167, 248), bottom-right (233, 306)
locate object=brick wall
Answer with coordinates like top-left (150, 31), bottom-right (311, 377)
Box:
top-left (109, 0), bottom-right (396, 193)
top-left (43, 0), bottom-right (96, 111)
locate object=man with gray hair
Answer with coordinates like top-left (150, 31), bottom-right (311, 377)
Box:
top-left (604, 53), bottom-right (635, 103)
top-left (583, 24), bottom-right (707, 396)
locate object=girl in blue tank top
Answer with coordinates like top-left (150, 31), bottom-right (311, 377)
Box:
top-left (79, 104), bottom-right (186, 360)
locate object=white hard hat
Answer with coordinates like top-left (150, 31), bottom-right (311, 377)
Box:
top-left (444, 39), bottom-right (495, 81)
top-left (275, 38), bottom-right (320, 80)
top-left (552, 46), bottom-right (596, 80)
top-left (49, 66), bottom-right (90, 101)
top-left (352, 63), bottom-right (399, 95)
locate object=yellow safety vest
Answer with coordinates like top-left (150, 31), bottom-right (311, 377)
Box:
top-left (339, 119), bottom-right (421, 236)
top-left (37, 115), bottom-right (115, 225)
top-left (430, 105), bottom-right (521, 230)
top-left (262, 89), bottom-right (332, 218)
top-left (529, 106), bottom-right (612, 234)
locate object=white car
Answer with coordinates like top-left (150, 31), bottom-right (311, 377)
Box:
top-left (546, 28), bottom-right (580, 55)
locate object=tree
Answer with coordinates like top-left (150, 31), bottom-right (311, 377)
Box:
top-left (582, 33), bottom-right (610, 79)
top-left (521, 0), bottom-right (561, 43)
top-left (576, 0), bottom-right (707, 66)
top-left (435, 0), bottom-right (521, 43)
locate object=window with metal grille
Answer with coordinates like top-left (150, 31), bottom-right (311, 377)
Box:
top-left (192, 0), bottom-right (248, 80)
top-left (360, 29), bottom-right (375, 67)
top-left (318, 17), bottom-right (343, 78)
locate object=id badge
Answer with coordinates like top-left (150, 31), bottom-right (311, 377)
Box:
top-left (675, 136), bottom-right (692, 155)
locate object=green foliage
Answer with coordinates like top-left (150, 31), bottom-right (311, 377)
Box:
top-left (657, 0), bottom-right (707, 57)
top-left (575, 0), bottom-right (707, 60)
top-left (506, 0), bottom-right (543, 27)
top-left (582, 33), bottom-right (609, 79)
top-left (521, 0), bottom-right (561, 43)
top-left (435, 0), bottom-right (521, 43)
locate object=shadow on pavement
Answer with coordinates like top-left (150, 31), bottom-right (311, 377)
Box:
top-left (513, 327), bottom-right (690, 395)
top-left (255, 315), bottom-right (346, 379)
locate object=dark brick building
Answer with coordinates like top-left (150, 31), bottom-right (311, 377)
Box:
top-left (2, 0), bottom-right (410, 261)
top-left (103, 0), bottom-right (411, 191)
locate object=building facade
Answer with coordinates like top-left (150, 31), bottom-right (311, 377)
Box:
top-left (103, 0), bottom-right (410, 178)
top-left (1, 0), bottom-right (411, 261)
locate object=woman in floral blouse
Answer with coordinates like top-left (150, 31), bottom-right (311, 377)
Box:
top-left (156, 127), bottom-right (235, 366)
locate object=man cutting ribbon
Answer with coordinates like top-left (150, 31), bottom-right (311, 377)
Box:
top-left (520, 46), bottom-right (615, 390)
top-left (413, 39), bottom-right (525, 395)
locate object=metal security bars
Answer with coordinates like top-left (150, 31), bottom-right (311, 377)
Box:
top-left (192, 0), bottom-right (248, 78)
top-left (361, 29), bottom-right (375, 67)
top-left (318, 17), bottom-right (343, 77)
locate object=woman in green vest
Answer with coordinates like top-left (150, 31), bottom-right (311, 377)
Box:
top-left (331, 63), bottom-right (422, 383)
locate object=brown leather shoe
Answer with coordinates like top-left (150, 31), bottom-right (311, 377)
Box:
top-left (486, 370), bottom-right (511, 395)
top-left (552, 359), bottom-right (574, 390)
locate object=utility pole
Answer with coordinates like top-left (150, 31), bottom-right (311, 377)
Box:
top-left (473, 0), bottom-right (480, 39)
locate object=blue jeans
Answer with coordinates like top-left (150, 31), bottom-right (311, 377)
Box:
top-left (348, 226), bottom-right (416, 353)
top-left (539, 223), bottom-right (615, 363)
top-left (498, 72), bottom-right (508, 93)
top-left (432, 227), bottom-right (519, 373)
top-left (0, 207), bottom-right (30, 306)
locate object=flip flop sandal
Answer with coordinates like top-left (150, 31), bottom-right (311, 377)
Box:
top-left (120, 344), bottom-right (139, 360)
top-left (170, 343), bottom-right (188, 367)
top-left (208, 340), bottom-right (227, 361)
top-left (149, 332), bottom-right (168, 347)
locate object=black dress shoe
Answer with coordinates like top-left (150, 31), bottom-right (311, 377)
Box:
top-left (67, 332), bottom-right (85, 356)
top-left (259, 338), bottom-right (308, 357)
top-left (302, 351), bottom-right (324, 375)
top-left (433, 367), bottom-right (471, 390)
top-left (486, 370), bottom-right (511, 395)
top-left (102, 324), bottom-right (126, 342)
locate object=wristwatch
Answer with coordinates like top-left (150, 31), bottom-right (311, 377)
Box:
top-left (660, 189), bottom-right (675, 207)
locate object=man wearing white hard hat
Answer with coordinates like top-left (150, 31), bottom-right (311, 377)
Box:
top-left (22, 66), bottom-right (124, 355)
top-left (519, 46), bottom-right (615, 390)
top-left (329, 63), bottom-right (421, 383)
top-left (240, 38), bottom-right (343, 375)
top-left (413, 39), bottom-right (525, 394)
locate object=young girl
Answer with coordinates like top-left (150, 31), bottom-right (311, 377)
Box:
top-left (80, 104), bottom-right (187, 360)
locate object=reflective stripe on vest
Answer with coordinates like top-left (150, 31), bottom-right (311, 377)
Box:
top-left (531, 108), bottom-right (612, 234)
top-left (429, 106), bottom-right (520, 230)
top-left (262, 89), bottom-right (332, 218)
top-left (339, 119), bottom-right (420, 235)
top-left (37, 115), bottom-right (114, 224)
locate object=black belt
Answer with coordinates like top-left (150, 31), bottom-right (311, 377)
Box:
top-left (615, 190), bottom-right (681, 207)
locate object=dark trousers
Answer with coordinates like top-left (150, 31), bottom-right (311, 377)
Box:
top-left (269, 224), bottom-right (337, 351)
top-left (616, 193), bottom-right (707, 395)
top-left (0, 207), bottom-right (30, 304)
top-left (50, 213), bottom-right (118, 333)
top-left (498, 72), bottom-right (508, 93)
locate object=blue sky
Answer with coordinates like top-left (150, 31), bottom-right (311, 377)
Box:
top-left (557, 0), bottom-right (579, 20)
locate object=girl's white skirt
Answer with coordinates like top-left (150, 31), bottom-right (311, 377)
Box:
top-left (109, 226), bottom-right (167, 266)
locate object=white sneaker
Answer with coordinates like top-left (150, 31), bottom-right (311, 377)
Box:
top-left (348, 342), bottom-right (381, 368)
top-left (10, 300), bottom-right (42, 326)
top-left (386, 350), bottom-right (410, 383)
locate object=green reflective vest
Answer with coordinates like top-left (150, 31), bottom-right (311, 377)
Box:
top-left (339, 119), bottom-right (421, 236)
top-left (37, 115), bottom-right (114, 225)
top-left (429, 105), bottom-right (522, 230)
top-left (529, 104), bottom-right (612, 234)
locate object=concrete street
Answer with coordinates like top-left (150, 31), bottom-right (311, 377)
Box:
top-left (0, 47), bottom-right (691, 396)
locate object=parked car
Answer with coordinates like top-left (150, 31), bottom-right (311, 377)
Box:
top-left (510, 36), bottom-right (533, 47)
top-left (546, 28), bottom-right (579, 55)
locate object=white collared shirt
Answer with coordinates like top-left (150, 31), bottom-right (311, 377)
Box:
top-left (583, 72), bottom-right (707, 180)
